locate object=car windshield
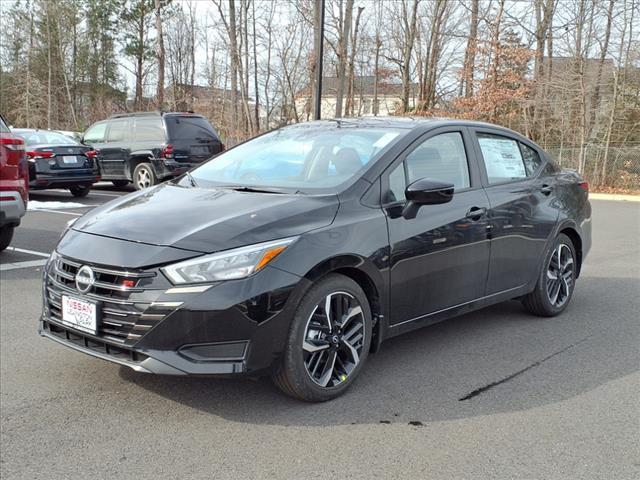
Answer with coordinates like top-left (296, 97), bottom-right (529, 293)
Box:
top-left (14, 130), bottom-right (79, 146)
top-left (189, 124), bottom-right (405, 192)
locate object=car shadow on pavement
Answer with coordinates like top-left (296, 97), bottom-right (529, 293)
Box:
top-left (118, 276), bottom-right (639, 427)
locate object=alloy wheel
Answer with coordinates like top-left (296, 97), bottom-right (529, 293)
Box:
top-left (546, 243), bottom-right (574, 308)
top-left (303, 291), bottom-right (365, 388)
top-left (136, 168), bottom-right (151, 189)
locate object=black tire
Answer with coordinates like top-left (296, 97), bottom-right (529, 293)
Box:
top-left (69, 185), bottom-right (91, 198)
top-left (0, 226), bottom-right (14, 251)
top-left (522, 233), bottom-right (577, 317)
top-left (272, 273), bottom-right (372, 402)
top-left (111, 180), bottom-right (129, 188)
top-left (133, 163), bottom-right (157, 190)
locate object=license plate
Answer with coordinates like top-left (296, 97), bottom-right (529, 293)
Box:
top-left (190, 146), bottom-right (208, 155)
top-left (62, 155), bottom-right (77, 164)
top-left (61, 295), bottom-right (98, 335)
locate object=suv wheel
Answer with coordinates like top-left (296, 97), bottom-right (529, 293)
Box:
top-left (133, 163), bottom-right (157, 190)
top-left (69, 185), bottom-right (91, 198)
top-left (111, 180), bottom-right (129, 188)
top-left (0, 226), bottom-right (14, 251)
top-left (272, 274), bottom-right (372, 402)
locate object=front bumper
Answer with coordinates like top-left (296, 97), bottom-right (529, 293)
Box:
top-left (39, 251), bottom-right (305, 376)
top-left (0, 191), bottom-right (26, 227)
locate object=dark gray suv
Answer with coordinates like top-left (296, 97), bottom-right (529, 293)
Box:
top-left (82, 112), bottom-right (223, 190)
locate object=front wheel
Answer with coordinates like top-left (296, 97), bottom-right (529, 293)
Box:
top-left (69, 185), bottom-right (91, 198)
top-left (0, 226), bottom-right (14, 251)
top-left (272, 274), bottom-right (372, 402)
top-left (522, 233), bottom-right (577, 317)
top-left (133, 163), bottom-right (157, 190)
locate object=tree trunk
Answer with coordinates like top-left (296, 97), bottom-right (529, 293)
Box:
top-left (346, 6), bottom-right (364, 116)
top-left (373, 32), bottom-right (380, 116)
top-left (335, 0), bottom-right (354, 118)
top-left (460, 0), bottom-right (479, 98)
top-left (155, 0), bottom-right (165, 109)
top-left (589, 0), bottom-right (614, 135)
top-left (46, 2), bottom-right (52, 129)
top-left (401, 0), bottom-right (419, 113)
top-left (252, 0), bottom-right (259, 130)
top-left (228, 0), bottom-right (239, 132)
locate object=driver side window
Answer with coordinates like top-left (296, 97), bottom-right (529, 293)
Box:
top-left (385, 132), bottom-right (470, 203)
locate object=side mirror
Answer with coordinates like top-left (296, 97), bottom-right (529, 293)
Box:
top-left (402, 178), bottom-right (454, 219)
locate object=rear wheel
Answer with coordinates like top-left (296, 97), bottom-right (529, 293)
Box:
top-left (522, 233), bottom-right (577, 317)
top-left (133, 163), bottom-right (157, 190)
top-left (111, 180), bottom-right (129, 188)
top-left (0, 226), bottom-right (14, 251)
top-left (272, 274), bottom-right (372, 402)
top-left (69, 185), bottom-right (91, 198)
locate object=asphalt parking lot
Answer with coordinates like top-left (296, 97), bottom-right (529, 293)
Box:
top-left (1, 186), bottom-right (638, 479)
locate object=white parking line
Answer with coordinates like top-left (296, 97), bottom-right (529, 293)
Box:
top-left (6, 247), bottom-right (51, 258)
top-left (27, 209), bottom-right (83, 216)
top-left (0, 259), bottom-right (48, 271)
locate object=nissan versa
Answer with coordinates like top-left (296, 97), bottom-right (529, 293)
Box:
top-left (39, 118), bottom-right (591, 402)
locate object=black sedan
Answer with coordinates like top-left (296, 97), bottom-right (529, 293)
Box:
top-left (12, 129), bottom-right (100, 197)
top-left (39, 118), bottom-right (591, 401)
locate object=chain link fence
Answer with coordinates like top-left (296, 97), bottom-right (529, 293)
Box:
top-left (545, 144), bottom-right (640, 191)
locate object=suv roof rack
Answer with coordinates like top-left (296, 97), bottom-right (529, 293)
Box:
top-left (109, 110), bottom-right (199, 119)
top-left (109, 111), bottom-right (162, 119)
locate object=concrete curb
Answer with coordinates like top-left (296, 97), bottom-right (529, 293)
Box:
top-left (589, 193), bottom-right (640, 202)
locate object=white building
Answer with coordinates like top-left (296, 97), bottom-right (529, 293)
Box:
top-left (295, 76), bottom-right (417, 120)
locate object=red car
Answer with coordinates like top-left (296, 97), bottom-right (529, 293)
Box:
top-left (0, 115), bottom-right (28, 251)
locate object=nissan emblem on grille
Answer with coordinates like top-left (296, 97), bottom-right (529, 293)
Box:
top-left (75, 265), bottom-right (95, 293)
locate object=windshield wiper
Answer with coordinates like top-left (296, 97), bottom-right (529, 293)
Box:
top-left (183, 170), bottom-right (198, 187)
top-left (227, 185), bottom-right (286, 194)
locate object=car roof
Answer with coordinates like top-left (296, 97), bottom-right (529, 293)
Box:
top-left (289, 117), bottom-right (527, 138)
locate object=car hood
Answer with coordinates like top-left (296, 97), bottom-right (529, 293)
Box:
top-left (72, 183), bottom-right (339, 253)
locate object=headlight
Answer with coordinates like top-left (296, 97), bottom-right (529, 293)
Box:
top-left (161, 237), bottom-right (298, 284)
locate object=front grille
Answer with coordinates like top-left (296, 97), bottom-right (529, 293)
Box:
top-left (44, 255), bottom-right (173, 346)
top-left (42, 320), bottom-right (149, 364)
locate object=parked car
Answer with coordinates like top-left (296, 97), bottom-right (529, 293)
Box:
top-left (55, 130), bottom-right (83, 143)
top-left (12, 129), bottom-right (100, 197)
top-left (0, 115), bottom-right (28, 251)
top-left (81, 112), bottom-right (224, 190)
top-left (40, 118), bottom-right (591, 402)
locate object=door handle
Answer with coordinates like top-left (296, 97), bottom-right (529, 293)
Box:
top-left (541, 184), bottom-right (553, 195)
top-left (465, 207), bottom-right (486, 220)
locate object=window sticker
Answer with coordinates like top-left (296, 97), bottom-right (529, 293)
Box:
top-left (478, 136), bottom-right (526, 180)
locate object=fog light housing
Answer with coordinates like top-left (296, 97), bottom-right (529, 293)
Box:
top-left (178, 341), bottom-right (248, 362)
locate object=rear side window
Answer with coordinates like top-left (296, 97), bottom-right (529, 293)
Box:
top-left (477, 133), bottom-right (527, 184)
top-left (520, 143), bottom-right (543, 175)
top-left (83, 122), bottom-right (106, 143)
top-left (0, 116), bottom-right (9, 133)
top-left (134, 117), bottom-right (164, 142)
top-left (106, 119), bottom-right (129, 142)
top-left (165, 116), bottom-right (218, 141)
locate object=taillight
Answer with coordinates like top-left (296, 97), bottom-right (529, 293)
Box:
top-left (85, 150), bottom-right (98, 159)
top-left (0, 136), bottom-right (25, 150)
top-left (578, 181), bottom-right (589, 192)
top-left (27, 150), bottom-right (55, 159)
top-left (162, 144), bottom-right (174, 159)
